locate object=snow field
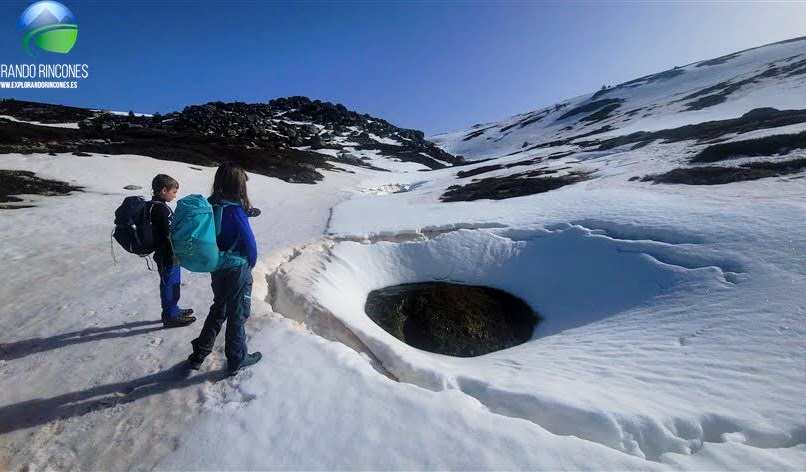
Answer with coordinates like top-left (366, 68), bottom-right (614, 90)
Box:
top-left (2, 36), bottom-right (806, 469)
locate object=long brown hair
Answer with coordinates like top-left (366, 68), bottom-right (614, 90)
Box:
top-left (210, 162), bottom-right (251, 209)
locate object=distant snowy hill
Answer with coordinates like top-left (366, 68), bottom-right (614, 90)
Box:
top-left (430, 36), bottom-right (805, 159)
top-left (417, 36), bottom-right (806, 202)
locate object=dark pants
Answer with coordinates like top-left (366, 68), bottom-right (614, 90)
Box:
top-left (157, 262), bottom-right (181, 321)
top-left (190, 263), bottom-right (253, 369)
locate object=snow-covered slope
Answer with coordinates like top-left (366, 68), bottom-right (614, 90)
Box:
top-left (1, 36), bottom-right (805, 470)
top-left (259, 36), bottom-right (806, 469)
top-left (430, 36), bottom-right (806, 161)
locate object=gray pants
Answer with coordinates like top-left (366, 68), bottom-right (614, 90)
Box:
top-left (191, 263), bottom-right (253, 369)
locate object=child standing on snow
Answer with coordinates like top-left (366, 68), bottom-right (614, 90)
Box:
top-left (187, 163), bottom-right (261, 376)
top-left (151, 174), bottom-right (196, 328)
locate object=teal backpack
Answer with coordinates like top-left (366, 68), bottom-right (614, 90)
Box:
top-left (171, 195), bottom-right (246, 272)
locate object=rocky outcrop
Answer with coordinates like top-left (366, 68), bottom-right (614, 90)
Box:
top-left (0, 97), bottom-right (464, 182)
top-left (76, 96), bottom-right (462, 168)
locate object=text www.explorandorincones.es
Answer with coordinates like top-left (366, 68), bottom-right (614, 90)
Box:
top-left (0, 81), bottom-right (78, 88)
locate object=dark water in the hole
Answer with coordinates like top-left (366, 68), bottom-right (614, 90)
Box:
top-left (364, 282), bottom-right (542, 357)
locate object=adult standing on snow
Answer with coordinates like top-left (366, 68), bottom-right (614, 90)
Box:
top-left (186, 163), bottom-right (262, 376)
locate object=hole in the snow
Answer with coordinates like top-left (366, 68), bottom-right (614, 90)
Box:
top-left (364, 282), bottom-right (542, 357)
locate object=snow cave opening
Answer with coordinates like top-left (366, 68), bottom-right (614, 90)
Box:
top-left (364, 282), bottom-right (541, 357)
top-left (284, 227), bottom-right (694, 363)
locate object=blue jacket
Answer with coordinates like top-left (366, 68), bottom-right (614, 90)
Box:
top-left (214, 200), bottom-right (258, 268)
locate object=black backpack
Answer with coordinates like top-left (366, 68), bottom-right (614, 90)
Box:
top-left (112, 196), bottom-right (161, 257)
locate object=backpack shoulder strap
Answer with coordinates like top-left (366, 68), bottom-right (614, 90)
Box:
top-left (149, 200), bottom-right (173, 218)
top-left (213, 204), bottom-right (223, 237)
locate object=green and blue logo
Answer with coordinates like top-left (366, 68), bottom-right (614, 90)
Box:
top-left (17, 1), bottom-right (77, 56)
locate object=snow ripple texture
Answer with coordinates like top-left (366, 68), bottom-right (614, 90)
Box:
top-left (269, 224), bottom-right (805, 462)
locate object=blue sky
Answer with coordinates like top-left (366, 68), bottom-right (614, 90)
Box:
top-left (0, 0), bottom-right (804, 134)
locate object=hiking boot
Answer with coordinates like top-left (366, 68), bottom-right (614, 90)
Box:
top-left (187, 352), bottom-right (205, 370)
top-left (179, 308), bottom-right (194, 316)
top-left (163, 313), bottom-right (196, 328)
top-left (228, 352), bottom-right (262, 377)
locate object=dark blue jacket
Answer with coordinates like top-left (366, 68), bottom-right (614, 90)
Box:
top-left (214, 200), bottom-right (258, 268)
